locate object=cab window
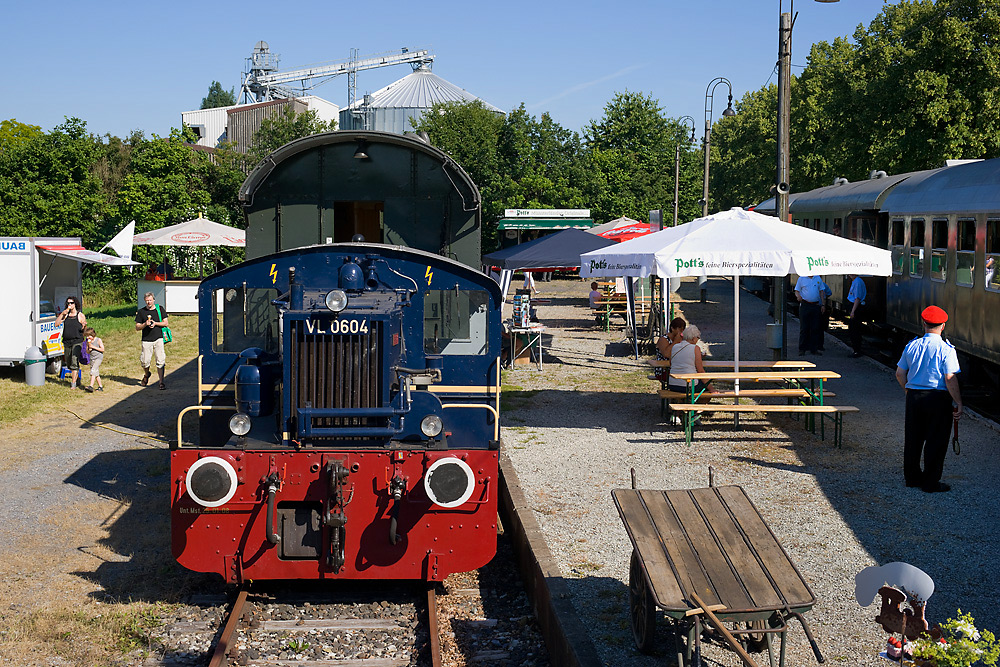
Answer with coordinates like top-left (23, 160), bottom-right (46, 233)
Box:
top-left (909, 219), bottom-right (925, 278)
top-left (956, 219), bottom-right (975, 287)
top-left (987, 220), bottom-right (1000, 291)
top-left (930, 219), bottom-right (948, 283)
top-left (213, 286), bottom-right (280, 353)
top-left (890, 219), bottom-right (905, 275)
top-left (424, 289), bottom-right (488, 355)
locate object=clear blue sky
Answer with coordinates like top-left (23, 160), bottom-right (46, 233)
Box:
top-left (4, 0), bottom-right (887, 140)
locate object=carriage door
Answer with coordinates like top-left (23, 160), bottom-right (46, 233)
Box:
top-left (333, 201), bottom-right (384, 243)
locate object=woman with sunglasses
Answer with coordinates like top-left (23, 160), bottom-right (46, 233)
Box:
top-left (55, 296), bottom-right (88, 389)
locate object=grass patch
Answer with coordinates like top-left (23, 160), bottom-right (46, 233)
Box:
top-left (0, 302), bottom-right (199, 425)
top-left (0, 603), bottom-right (167, 665)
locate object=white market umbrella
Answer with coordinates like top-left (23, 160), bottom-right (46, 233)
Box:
top-left (587, 216), bottom-right (642, 236)
top-left (133, 214), bottom-right (245, 246)
top-left (133, 213), bottom-right (245, 278)
top-left (581, 207), bottom-right (892, 378)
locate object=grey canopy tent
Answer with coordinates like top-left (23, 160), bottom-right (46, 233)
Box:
top-left (482, 228), bottom-right (615, 298)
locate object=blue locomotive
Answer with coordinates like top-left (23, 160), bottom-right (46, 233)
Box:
top-left (171, 132), bottom-right (502, 582)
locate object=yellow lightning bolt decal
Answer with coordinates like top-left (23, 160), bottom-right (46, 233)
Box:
top-left (425, 266), bottom-right (433, 285)
top-left (270, 263), bottom-right (278, 284)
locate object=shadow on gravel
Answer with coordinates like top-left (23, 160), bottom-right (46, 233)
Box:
top-left (673, 276), bottom-right (1000, 634)
top-left (65, 448), bottom-right (217, 602)
top-left (62, 356), bottom-right (220, 602)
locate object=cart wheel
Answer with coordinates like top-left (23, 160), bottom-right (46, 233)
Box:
top-left (629, 550), bottom-right (657, 653)
top-left (741, 619), bottom-right (767, 653)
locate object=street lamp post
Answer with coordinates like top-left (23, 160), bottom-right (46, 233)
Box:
top-left (700, 79), bottom-right (736, 302)
top-left (773, 0), bottom-right (840, 359)
top-left (673, 116), bottom-right (696, 228)
top-left (702, 78), bottom-right (737, 219)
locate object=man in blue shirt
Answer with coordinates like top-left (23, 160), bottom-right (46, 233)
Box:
top-left (895, 305), bottom-right (963, 493)
top-left (846, 274), bottom-right (867, 358)
top-left (794, 274), bottom-right (831, 355)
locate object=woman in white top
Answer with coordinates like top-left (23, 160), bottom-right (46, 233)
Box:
top-left (667, 325), bottom-right (718, 398)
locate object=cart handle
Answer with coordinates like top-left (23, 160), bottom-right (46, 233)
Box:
top-left (690, 592), bottom-right (761, 667)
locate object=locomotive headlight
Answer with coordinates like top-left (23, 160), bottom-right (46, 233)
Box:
top-left (420, 414), bottom-right (443, 438)
top-left (185, 456), bottom-right (238, 508)
top-left (424, 457), bottom-right (476, 508)
top-left (325, 289), bottom-right (348, 312)
top-left (229, 412), bottom-right (251, 436)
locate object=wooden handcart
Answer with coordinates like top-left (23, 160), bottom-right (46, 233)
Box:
top-left (612, 485), bottom-right (825, 666)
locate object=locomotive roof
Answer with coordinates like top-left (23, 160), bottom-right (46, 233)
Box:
top-left (788, 171), bottom-right (931, 215)
top-left (205, 242), bottom-right (501, 299)
top-left (238, 130), bottom-right (479, 207)
top-left (881, 158), bottom-right (1000, 216)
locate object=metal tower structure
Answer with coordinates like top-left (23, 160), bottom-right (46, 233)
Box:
top-left (240, 42), bottom-right (435, 104)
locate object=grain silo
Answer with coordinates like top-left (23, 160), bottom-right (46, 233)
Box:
top-left (339, 64), bottom-right (503, 134)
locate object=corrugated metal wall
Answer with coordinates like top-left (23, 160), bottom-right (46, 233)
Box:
top-left (227, 99), bottom-right (308, 154)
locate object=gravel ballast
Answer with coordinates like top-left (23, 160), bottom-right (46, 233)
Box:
top-left (501, 276), bottom-right (1000, 666)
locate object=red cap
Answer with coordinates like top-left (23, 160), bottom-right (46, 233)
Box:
top-left (921, 305), bottom-right (948, 325)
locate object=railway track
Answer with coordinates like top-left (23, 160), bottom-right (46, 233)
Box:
top-left (143, 536), bottom-right (550, 667)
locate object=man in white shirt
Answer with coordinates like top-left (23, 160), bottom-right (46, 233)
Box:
top-left (794, 274), bottom-right (831, 355)
top-left (847, 274), bottom-right (867, 358)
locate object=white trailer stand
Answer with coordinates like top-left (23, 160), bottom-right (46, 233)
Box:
top-left (0, 237), bottom-right (138, 372)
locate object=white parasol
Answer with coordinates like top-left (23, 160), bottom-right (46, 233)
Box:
top-left (132, 213), bottom-right (245, 246)
top-left (581, 207), bottom-right (892, 372)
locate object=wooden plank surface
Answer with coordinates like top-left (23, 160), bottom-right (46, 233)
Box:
top-left (647, 359), bottom-right (817, 369)
top-left (666, 490), bottom-right (753, 611)
top-left (612, 490), bottom-right (685, 607)
top-left (670, 370), bottom-right (840, 381)
top-left (657, 389), bottom-right (836, 399)
top-left (640, 490), bottom-right (717, 608)
top-left (716, 486), bottom-right (815, 608)
top-left (669, 404), bottom-right (857, 413)
top-left (613, 486), bottom-right (816, 615)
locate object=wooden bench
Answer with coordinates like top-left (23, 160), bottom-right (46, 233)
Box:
top-left (655, 387), bottom-right (836, 420)
top-left (670, 403), bottom-right (859, 447)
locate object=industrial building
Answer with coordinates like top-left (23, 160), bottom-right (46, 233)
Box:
top-left (339, 64), bottom-right (503, 134)
top-left (180, 96), bottom-right (339, 151)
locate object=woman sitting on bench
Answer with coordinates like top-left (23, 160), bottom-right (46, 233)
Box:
top-left (667, 325), bottom-right (719, 402)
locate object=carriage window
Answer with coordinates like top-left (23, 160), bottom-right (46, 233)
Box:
top-left (930, 219), bottom-right (948, 282)
top-left (423, 289), bottom-right (488, 355)
top-left (214, 286), bottom-right (280, 353)
top-left (987, 220), bottom-right (1000, 291)
top-left (956, 219), bottom-right (975, 287)
top-left (909, 219), bottom-right (925, 278)
top-left (890, 219), bottom-right (905, 274)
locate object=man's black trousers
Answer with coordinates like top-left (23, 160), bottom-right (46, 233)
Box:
top-left (904, 389), bottom-right (952, 487)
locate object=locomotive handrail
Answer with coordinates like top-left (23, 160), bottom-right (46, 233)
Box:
top-left (441, 403), bottom-right (500, 441)
top-left (176, 404), bottom-right (238, 448)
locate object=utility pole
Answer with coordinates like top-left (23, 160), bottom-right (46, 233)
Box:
top-left (774, 10), bottom-right (793, 360)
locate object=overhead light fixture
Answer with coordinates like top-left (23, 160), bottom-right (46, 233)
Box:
top-left (353, 140), bottom-right (369, 159)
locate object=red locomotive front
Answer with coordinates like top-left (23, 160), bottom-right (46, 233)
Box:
top-left (171, 448), bottom-right (498, 582)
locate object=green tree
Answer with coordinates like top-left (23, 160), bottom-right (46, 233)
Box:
top-left (851, 0), bottom-right (1000, 173)
top-left (496, 108), bottom-right (589, 209)
top-left (248, 107), bottom-right (335, 164)
top-left (711, 87), bottom-right (778, 210)
top-left (412, 100), bottom-right (506, 248)
top-left (0, 118), bottom-right (106, 243)
top-left (0, 119), bottom-right (43, 154)
top-left (201, 81), bottom-right (237, 109)
top-left (584, 91), bottom-right (702, 223)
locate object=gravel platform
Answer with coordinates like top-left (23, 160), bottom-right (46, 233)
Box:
top-left (501, 276), bottom-right (1000, 667)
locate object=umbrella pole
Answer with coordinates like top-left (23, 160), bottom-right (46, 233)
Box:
top-left (734, 277), bottom-right (740, 392)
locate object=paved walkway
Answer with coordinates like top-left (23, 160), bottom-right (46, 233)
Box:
top-left (501, 276), bottom-right (1000, 667)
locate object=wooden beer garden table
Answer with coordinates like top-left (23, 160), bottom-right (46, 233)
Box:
top-left (613, 485), bottom-right (823, 666)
